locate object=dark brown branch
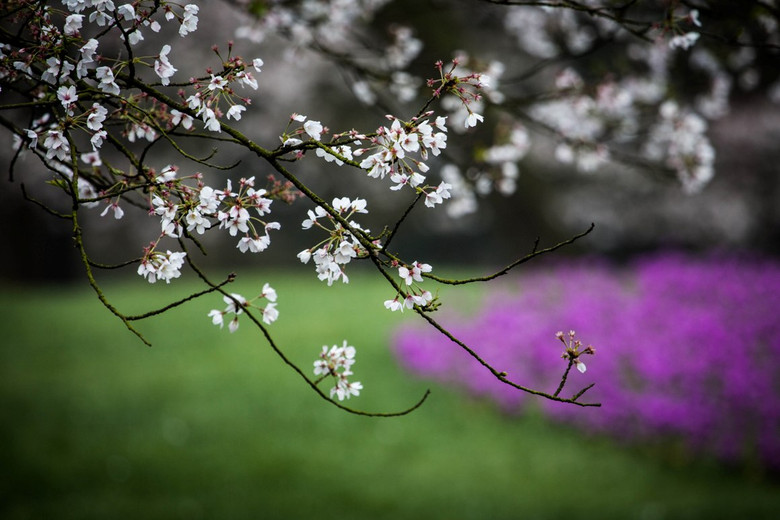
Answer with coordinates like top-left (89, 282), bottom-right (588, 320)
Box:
top-left (126, 273), bottom-right (235, 321)
top-left (425, 223), bottom-right (595, 285)
top-left (382, 191), bottom-right (424, 252)
top-left (554, 359), bottom-right (575, 397)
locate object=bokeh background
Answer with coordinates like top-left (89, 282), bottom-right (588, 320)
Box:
top-left (2, 1), bottom-right (779, 518)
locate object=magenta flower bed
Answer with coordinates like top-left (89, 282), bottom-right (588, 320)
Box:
top-left (393, 253), bottom-right (780, 469)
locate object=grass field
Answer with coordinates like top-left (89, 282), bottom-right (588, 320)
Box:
top-left (1, 270), bottom-right (778, 519)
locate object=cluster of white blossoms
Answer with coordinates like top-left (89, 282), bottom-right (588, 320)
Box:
top-left (9, 2), bottom-right (202, 160)
top-left (213, 176), bottom-right (279, 253)
top-left (234, 1), bottom-right (421, 106)
top-left (297, 197), bottom-right (373, 286)
top-left (274, 65), bottom-right (497, 223)
top-left (642, 101), bottom-right (715, 193)
top-left (431, 122), bottom-right (528, 215)
top-left (435, 54), bottom-right (503, 133)
top-left (5, 0), bottom-right (264, 198)
top-left (185, 57), bottom-right (263, 133)
top-left (384, 261), bottom-right (434, 312)
top-left (668, 10), bottom-right (702, 50)
top-left (235, 0), bottom-right (390, 47)
top-left (505, 4), bottom-right (702, 59)
top-left (485, 2), bottom-right (731, 201)
top-left (4, 2), bottom-right (266, 294)
top-left (313, 341), bottom-right (363, 401)
top-left (284, 111), bottom-right (456, 205)
top-left (279, 113), bottom-right (325, 148)
top-left (531, 67), bottom-right (643, 174)
top-left (354, 115), bottom-right (453, 203)
top-left (506, 7), bottom-right (583, 59)
top-left (136, 173), bottom-right (279, 284)
top-left (137, 249), bottom-right (187, 284)
top-left (208, 284), bottom-right (279, 333)
top-left (525, 51), bottom-right (719, 191)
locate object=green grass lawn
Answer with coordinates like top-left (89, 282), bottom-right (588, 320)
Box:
top-left (1, 270), bottom-right (778, 519)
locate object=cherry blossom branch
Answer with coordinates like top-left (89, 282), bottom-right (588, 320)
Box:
top-left (11, 0), bottom-right (764, 416)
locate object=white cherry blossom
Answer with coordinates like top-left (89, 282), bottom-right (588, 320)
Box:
top-left (226, 104), bottom-right (246, 121)
top-left (63, 14), bottom-right (83, 36)
top-left (154, 45), bottom-right (177, 85)
top-left (303, 120), bottom-right (323, 140)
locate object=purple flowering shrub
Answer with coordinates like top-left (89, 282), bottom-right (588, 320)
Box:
top-left (394, 253), bottom-right (780, 469)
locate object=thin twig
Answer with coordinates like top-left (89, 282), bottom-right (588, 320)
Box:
top-left (382, 191), bottom-right (424, 252)
top-left (425, 223), bottom-right (595, 285)
top-left (126, 274), bottom-right (235, 321)
top-left (554, 359), bottom-right (574, 397)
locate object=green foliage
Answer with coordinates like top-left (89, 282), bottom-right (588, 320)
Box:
top-left (247, 0), bottom-right (269, 18)
top-left (1, 273), bottom-right (778, 519)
